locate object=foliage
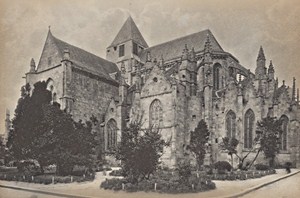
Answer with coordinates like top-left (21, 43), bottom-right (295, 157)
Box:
top-left (7, 81), bottom-right (98, 176)
top-left (0, 138), bottom-right (6, 160)
top-left (213, 161), bottom-right (232, 172)
top-left (176, 159), bottom-right (192, 183)
top-left (115, 118), bottom-right (170, 183)
top-left (254, 164), bottom-right (270, 171)
top-left (0, 171), bottom-right (94, 184)
top-left (219, 137), bottom-right (239, 167)
top-left (188, 120), bottom-right (210, 170)
top-left (206, 169), bottom-right (276, 180)
top-left (109, 169), bottom-right (123, 176)
top-left (101, 170), bottom-right (216, 193)
top-left (254, 116), bottom-right (282, 168)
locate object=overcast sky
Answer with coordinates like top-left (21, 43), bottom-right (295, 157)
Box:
top-left (0, 0), bottom-right (300, 134)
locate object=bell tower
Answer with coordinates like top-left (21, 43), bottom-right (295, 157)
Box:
top-left (106, 16), bottom-right (148, 85)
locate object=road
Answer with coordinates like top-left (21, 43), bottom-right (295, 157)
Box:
top-left (0, 187), bottom-right (57, 198)
top-left (241, 172), bottom-right (300, 198)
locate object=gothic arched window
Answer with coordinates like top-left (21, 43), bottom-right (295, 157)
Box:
top-left (107, 119), bottom-right (118, 150)
top-left (226, 110), bottom-right (236, 138)
top-left (280, 115), bottom-right (288, 151)
top-left (244, 109), bottom-right (255, 149)
top-left (213, 63), bottom-right (221, 90)
top-left (149, 99), bottom-right (163, 128)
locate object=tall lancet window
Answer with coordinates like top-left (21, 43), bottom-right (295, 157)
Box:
top-left (213, 63), bottom-right (221, 90)
top-left (107, 119), bottom-right (118, 150)
top-left (280, 115), bottom-right (288, 151)
top-left (244, 109), bottom-right (255, 149)
top-left (149, 99), bottom-right (163, 128)
top-left (226, 110), bottom-right (236, 138)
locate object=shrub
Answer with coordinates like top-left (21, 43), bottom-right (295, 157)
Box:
top-left (109, 169), bottom-right (123, 177)
top-left (255, 164), bottom-right (269, 171)
top-left (100, 171), bottom-right (216, 193)
top-left (177, 160), bottom-right (192, 183)
top-left (213, 161), bottom-right (232, 172)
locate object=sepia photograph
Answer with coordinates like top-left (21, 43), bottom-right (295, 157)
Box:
top-left (0, 0), bottom-right (300, 197)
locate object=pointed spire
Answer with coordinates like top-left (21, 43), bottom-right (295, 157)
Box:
top-left (297, 88), bottom-right (299, 103)
top-left (268, 60), bottom-right (274, 73)
top-left (159, 54), bottom-right (164, 69)
top-left (204, 33), bottom-right (212, 54)
top-left (109, 16), bottom-right (148, 48)
top-left (30, 58), bottom-right (36, 72)
top-left (275, 77), bottom-right (279, 88)
top-left (257, 46), bottom-right (266, 61)
top-left (292, 77), bottom-right (296, 101)
top-left (182, 44), bottom-right (189, 60)
top-left (190, 47), bottom-right (196, 62)
top-left (146, 51), bottom-right (151, 62)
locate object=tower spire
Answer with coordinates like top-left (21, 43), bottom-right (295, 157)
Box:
top-left (268, 60), bottom-right (274, 73)
top-left (30, 58), bottom-right (36, 72)
top-left (292, 77), bottom-right (296, 101)
top-left (182, 44), bottom-right (189, 60)
top-left (204, 33), bottom-right (212, 54)
top-left (297, 88), bottom-right (299, 104)
top-left (255, 46), bottom-right (266, 79)
top-left (257, 46), bottom-right (266, 61)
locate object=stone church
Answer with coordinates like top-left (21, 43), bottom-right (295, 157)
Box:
top-left (23, 16), bottom-right (300, 167)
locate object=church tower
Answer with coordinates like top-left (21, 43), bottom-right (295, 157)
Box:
top-left (106, 16), bottom-right (148, 85)
top-left (255, 46), bottom-right (267, 80)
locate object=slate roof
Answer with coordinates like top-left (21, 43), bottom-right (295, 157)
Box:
top-left (139, 29), bottom-right (224, 62)
top-left (108, 16), bottom-right (148, 48)
top-left (44, 30), bottom-right (119, 82)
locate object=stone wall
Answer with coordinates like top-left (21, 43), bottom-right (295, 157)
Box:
top-left (70, 68), bottom-right (118, 123)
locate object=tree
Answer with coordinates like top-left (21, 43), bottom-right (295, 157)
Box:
top-left (252, 116), bottom-right (282, 168)
top-left (188, 120), bottom-right (210, 171)
top-left (0, 138), bottom-right (6, 161)
top-left (219, 137), bottom-right (239, 168)
top-left (7, 81), bottom-right (98, 175)
top-left (115, 118), bottom-right (169, 183)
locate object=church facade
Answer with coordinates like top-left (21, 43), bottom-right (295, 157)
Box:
top-left (24, 16), bottom-right (300, 168)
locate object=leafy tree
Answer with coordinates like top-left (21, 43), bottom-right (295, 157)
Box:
top-left (7, 81), bottom-right (98, 175)
top-left (250, 116), bottom-right (282, 168)
top-left (188, 120), bottom-right (210, 171)
top-left (116, 118), bottom-right (169, 183)
top-left (219, 137), bottom-right (239, 168)
top-left (0, 138), bottom-right (6, 160)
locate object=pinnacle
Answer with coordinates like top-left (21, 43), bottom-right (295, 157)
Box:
top-left (257, 46), bottom-right (266, 61)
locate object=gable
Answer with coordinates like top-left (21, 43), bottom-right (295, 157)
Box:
top-left (141, 65), bottom-right (173, 98)
top-left (36, 30), bottom-right (119, 83)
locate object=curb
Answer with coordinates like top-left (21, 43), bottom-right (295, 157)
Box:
top-left (221, 170), bottom-right (300, 198)
top-left (1, 170), bottom-right (299, 198)
top-left (0, 184), bottom-right (97, 198)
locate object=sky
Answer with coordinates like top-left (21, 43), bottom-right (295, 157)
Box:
top-left (0, 0), bottom-right (300, 134)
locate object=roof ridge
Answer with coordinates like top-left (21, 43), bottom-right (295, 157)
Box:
top-left (146, 29), bottom-right (210, 50)
top-left (51, 35), bottom-right (114, 65)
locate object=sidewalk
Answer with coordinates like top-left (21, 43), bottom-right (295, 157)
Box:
top-left (0, 169), bottom-right (299, 198)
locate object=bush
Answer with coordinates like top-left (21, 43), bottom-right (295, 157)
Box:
top-left (213, 161), bottom-right (232, 172)
top-left (109, 169), bottom-right (123, 176)
top-left (100, 171), bottom-right (216, 193)
top-left (255, 164), bottom-right (269, 171)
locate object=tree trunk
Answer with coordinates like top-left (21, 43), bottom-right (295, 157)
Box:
top-left (248, 149), bottom-right (261, 169)
top-left (40, 165), bottom-right (44, 174)
top-left (231, 154), bottom-right (233, 170)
